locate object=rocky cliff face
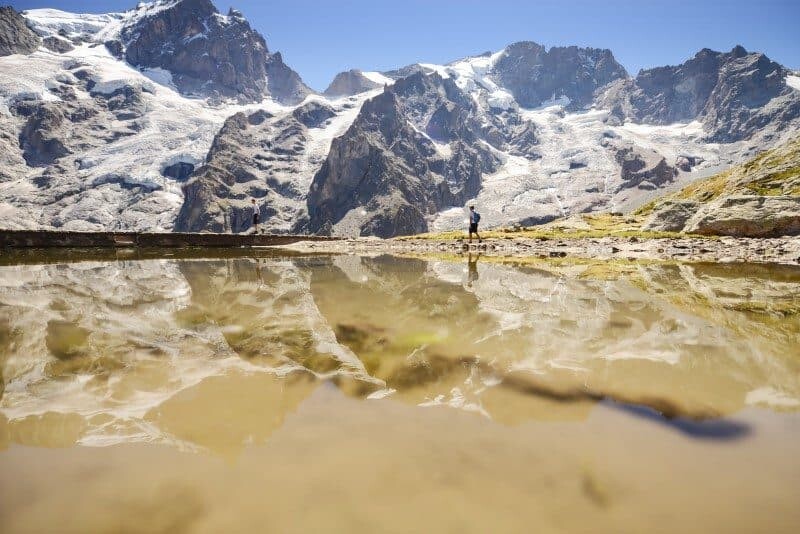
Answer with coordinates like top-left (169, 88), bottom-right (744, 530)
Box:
top-left (599, 46), bottom-right (800, 142)
top-left (306, 72), bottom-right (501, 237)
top-left (118, 0), bottom-right (310, 103)
top-left (491, 41), bottom-right (628, 109)
top-left (265, 52), bottom-right (313, 105)
top-left (0, 6), bottom-right (40, 56)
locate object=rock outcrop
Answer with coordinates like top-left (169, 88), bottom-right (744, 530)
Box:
top-left (41, 35), bottom-right (74, 53)
top-left (603, 138), bottom-right (678, 190)
top-left (0, 6), bottom-right (40, 56)
top-left (0, 114), bottom-right (26, 182)
top-left (306, 72), bottom-right (500, 237)
top-left (324, 69), bottom-right (381, 97)
top-left (491, 41), bottom-right (628, 109)
top-left (18, 103), bottom-right (71, 166)
top-left (598, 46), bottom-right (800, 142)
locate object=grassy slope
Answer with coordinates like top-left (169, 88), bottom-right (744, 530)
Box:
top-left (636, 134), bottom-right (800, 216)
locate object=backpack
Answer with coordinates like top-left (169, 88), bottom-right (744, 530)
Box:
top-left (474, 212), bottom-right (481, 223)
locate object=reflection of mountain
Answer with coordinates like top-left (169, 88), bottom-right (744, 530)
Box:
top-left (314, 256), bottom-right (800, 421)
top-left (0, 255), bottom-right (798, 453)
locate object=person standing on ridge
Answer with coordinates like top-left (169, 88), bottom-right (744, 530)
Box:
top-left (251, 198), bottom-right (261, 234)
top-left (468, 205), bottom-right (481, 243)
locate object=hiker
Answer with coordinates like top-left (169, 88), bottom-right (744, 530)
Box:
top-left (468, 205), bottom-right (481, 243)
top-left (251, 198), bottom-right (260, 234)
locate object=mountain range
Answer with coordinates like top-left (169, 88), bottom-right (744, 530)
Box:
top-left (1, 0), bottom-right (799, 237)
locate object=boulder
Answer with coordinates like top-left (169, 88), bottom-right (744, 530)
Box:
top-left (604, 138), bottom-right (678, 190)
top-left (643, 200), bottom-right (700, 232)
top-left (684, 195), bottom-right (800, 237)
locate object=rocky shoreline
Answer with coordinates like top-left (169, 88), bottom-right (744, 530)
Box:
top-left (281, 235), bottom-right (800, 265)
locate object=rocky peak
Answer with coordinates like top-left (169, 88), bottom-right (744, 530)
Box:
top-left (306, 72), bottom-right (500, 237)
top-left (730, 44), bottom-right (748, 58)
top-left (324, 69), bottom-right (381, 97)
top-left (491, 41), bottom-right (628, 109)
top-left (264, 51), bottom-right (313, 105)
top-left (117, 0), bottom-right (310, 103)
top-left (0, 6), bottom-right (40, 56)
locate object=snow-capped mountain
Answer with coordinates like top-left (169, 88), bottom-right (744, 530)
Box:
top-left (1, 1), bottom-right (799, 237)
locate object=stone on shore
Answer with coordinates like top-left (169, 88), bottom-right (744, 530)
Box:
top-left (684, 196), bottom-right (800, 237)
top-left (643, 200), bottom-right (700, 232)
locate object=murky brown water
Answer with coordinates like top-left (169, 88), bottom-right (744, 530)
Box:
top-left (1, 251), bottom-right (799, 533)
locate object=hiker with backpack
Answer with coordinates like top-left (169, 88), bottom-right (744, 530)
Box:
top-left (251, 198), bottom-right (260, 234)
top-left (468, 205), bottom-right (481, 243)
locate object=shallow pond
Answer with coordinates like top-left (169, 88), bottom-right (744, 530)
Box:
top-left (1, 251), bottom-right (799, 533)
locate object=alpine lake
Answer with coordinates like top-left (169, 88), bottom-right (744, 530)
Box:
top-left (0, 249), bottom-right (798, 533)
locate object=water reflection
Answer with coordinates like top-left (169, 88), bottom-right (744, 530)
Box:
top-left (0, 253), bottom-right (798, 453)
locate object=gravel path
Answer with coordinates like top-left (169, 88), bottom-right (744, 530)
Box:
top-left (280, 235), bottom-right (800, 265)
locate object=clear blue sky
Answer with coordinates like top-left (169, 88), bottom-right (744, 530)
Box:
top-left (12, 0), bottom-right (800, 91)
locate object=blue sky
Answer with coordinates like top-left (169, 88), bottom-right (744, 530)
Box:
top-left (13, 0), bottom-right (800, 91)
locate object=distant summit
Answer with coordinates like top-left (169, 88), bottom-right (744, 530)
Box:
top-left (598, 45), bottom-right (800, 142)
